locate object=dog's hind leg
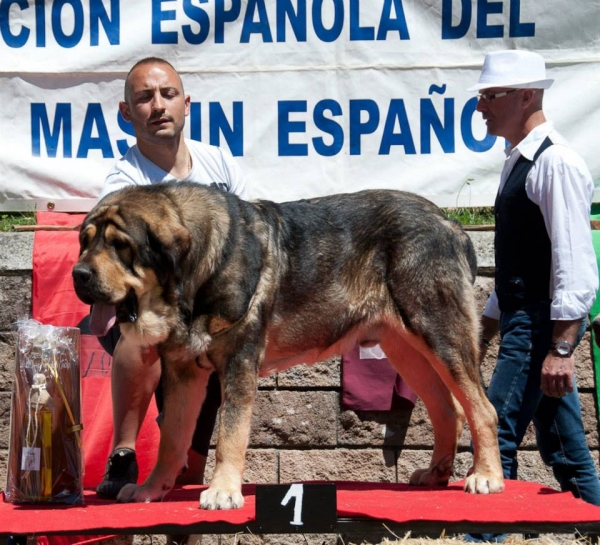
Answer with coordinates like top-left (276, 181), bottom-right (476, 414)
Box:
top-left (383, 324), bottom-right (504, 494)
top-left (385, 231), bottom-right (504, 493)
top-left (118, 362), bottom-right (212, 503)
top-left (426, 346), bottom-right (504, 494)
top-left (380, 335), bottom-right (465, 487)
top-left (390, 293), bottom-right (504, 494)
top-left (417, 283), bottom-right (504, 494)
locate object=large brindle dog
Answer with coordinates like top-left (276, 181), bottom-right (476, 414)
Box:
top-left (72, 182), bottom-right (504, 509)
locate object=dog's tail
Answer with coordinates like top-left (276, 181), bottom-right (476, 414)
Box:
top-left (448, 219), bottom-right (478, 284)
top-left (463, 231), bottom-right (478, 284)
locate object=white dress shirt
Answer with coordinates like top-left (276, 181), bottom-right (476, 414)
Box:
top-left (484, 122), bottom-right (598, 321)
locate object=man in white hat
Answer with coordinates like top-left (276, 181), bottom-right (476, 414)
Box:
top-left (466, 50), bottom-right (600, 542)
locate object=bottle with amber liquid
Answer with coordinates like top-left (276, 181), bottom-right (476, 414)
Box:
top-left (20, 372), bottom-right (53, 501)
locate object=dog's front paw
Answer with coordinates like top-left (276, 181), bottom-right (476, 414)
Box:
top-left (200, 486), bottom-right (245, 510)
top-left (463, 472), bottom-right (505, 494)
top-left (116, 483), bottom-right (168, 503)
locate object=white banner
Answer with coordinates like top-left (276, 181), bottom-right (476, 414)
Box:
top-left (1, 0), bottom-right (599, 211)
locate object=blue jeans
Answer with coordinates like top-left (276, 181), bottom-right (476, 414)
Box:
top-left (488, 302), bottom-right (600, 505)
top-left (466, 303), bottom-right (600, 542)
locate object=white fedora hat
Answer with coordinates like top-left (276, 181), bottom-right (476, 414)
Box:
top-left (467, 50), bottom-right (554, 92)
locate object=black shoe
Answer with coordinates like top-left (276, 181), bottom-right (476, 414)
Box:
top-left (96, 448), bottom-right (138, 499)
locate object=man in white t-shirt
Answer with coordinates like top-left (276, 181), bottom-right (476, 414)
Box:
top-left (101, 125), bottom-right (246, 200)
top-left (89, 57), bottom-right (247, 502)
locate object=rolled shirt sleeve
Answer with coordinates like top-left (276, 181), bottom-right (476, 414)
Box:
top-left (526, 143), bottom-right (598, 320)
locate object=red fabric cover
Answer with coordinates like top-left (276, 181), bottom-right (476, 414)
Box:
top-left (2, 480), bottom-right (600, 535)
top-left (31, 215), bottom-right (88, 328)
top-left (342, 344), bottom-right (417, 410)
top-left (36, 212), bottom-right (84, 227)
top-left (80, 338), bottom-right (159, 489)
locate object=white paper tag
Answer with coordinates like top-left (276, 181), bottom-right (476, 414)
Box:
top-left (359, 344), bottom-right (387, 360)
top-left (21, 447), bottom-right (41, 471)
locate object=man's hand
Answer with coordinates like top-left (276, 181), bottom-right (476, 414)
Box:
top-left (542, 318), bottom-right (582, 397)
top-left (479, 314), bottom-right (499, 363)
top-left (541, 353), bottom-right (574, 398)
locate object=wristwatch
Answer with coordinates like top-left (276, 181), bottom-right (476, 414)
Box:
top-left (550, 340), bottom-right (575, 357)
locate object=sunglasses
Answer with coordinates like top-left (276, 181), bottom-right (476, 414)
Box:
top-left (477, 89), bottom-right (518, 102)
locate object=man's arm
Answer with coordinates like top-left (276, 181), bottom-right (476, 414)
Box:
top-left (527, 144), bottom-right (597, 397)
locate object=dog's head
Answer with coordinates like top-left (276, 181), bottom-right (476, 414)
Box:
top-left (72, 186), bottom-right (192, 341)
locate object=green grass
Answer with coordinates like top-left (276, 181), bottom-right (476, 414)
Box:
top-left (0, 208), bottom-right (495, 232)
top-left (443, 207), bottom-right (495, 226)
top-left (0, 212), bottom-right (36, 232)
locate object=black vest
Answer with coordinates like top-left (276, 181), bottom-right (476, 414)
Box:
top-left (494, 136), bottom-right (554, 311)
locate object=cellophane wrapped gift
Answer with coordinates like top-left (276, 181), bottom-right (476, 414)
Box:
top-left (4, 320), bottom-right (84, 504)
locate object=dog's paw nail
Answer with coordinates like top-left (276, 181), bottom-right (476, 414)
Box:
top-left (200, 488), bottom-right (244, 510)
top-left (464, 474), bottom-right (505, 495)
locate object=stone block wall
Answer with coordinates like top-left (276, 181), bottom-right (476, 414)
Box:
top-left (0, 231), bottom-right (599, 538)
top-left (0, 233), bottom-right (34, 491)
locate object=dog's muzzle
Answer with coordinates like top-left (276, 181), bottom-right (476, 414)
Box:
top-left (72, 263), bottom-right (98, 304)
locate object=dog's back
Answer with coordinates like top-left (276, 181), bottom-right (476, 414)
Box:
top-left (241, 190), bottom-right (478, 365)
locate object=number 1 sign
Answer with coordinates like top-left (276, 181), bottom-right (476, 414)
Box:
top-left (255, 483), bottom-right (337, 533)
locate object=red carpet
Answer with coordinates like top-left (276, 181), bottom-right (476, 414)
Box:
top-left (1, 481), bottom-right (600, 535)
top-left (336, 480), bottom-right (600, 524)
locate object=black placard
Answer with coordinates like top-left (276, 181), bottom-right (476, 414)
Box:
top-left (255, 483), bottom-right (337, 533)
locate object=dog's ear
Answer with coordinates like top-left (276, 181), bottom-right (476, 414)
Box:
top-left (148, 209), bottom-right (192, 265)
